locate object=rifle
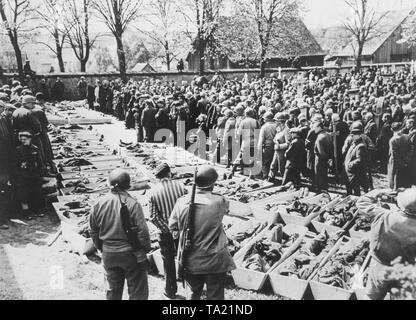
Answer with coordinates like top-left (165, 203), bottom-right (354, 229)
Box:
top-left (177, 167), bottom-right (198, 286)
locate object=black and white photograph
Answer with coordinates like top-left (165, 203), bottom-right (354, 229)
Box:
top-left (1, 0), bottom-right (416, 306)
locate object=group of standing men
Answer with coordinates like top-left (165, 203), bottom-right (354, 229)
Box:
top-left (0, 82), bottom-right (55, 229)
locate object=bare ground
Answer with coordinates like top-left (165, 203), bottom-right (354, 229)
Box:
top-left (0, 215), bottom-right (282, 300)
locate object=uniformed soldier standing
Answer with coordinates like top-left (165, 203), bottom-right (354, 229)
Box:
top-left (258, 112), bottom-right (277, 179)
top-left (313, 121), bottom-right (332, 192)
top-left (15, 131), bottom-right (44, 220)
top-left (356, 189), bottom-right (416, 300)
top-left (344, 125), bottom-right (368, 196)
top-left (89, 169), bottom-right (151, 300)
top-left (169, 166), bottom-right (236, 300)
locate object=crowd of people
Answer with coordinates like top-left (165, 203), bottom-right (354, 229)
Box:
top-left (83, 66), bottom-right (416, 194)
top-left (1, 65), bottom-right (416, 301)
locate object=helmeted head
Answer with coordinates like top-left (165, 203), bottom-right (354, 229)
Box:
top-left (263, 111), bottom-right (274, 121)
top-left (397, 188), bottom-right (416, 215)
top-left (332, 113), bottom-right (341, 123)
top-left (244, 107), bottom-right (254, 118)
top-left (196, 165), bottom-right (218, 190)
top-left (274, 112), bottom-right (286, 123)
top-left (109, 169), bottom-right (131, 190)
top-left (350, 121), bottom-right (363, 135)
top-left (224, 109), bottom-right (234, 118)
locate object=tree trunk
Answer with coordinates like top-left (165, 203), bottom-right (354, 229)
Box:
top-left (57, 46), bottom-right (65, 73)
top-left (12, 40), bottom-right (24, 82)
top-left (259, 46), bottom-right (267, 78)
top-left (198, 34), bottom-right (205, 76)
top-left (80, 60), bottom-right (87, 72)
top-left (356, 42), bottom-right (364, 70)
top-left (116, 35), bottom-right (127, 82)
top-left (165, 41), bottom-right (171, 71)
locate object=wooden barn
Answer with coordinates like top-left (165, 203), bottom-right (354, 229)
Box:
top-left (186, 16), bottom-right (325, 72)
top-left (329, 9), bottom-right (416, 65)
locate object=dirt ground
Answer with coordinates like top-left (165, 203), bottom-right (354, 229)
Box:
top-left (0, 214), bottom-right (283, 300)
top-left (0, 107), bottom-right (389, 300)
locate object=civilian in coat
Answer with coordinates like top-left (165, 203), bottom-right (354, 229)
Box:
top-left (344, 127), bottom-right (368, 196)
top-left (388, 123), bottom-right (414, 190)
top-left (223, 110), bottom-right (237, 168)
top-left (407, 118), bottom-right (416, 186)
top-left (314, 121), bottom-right (332, 192)
top-left (376, 114), bottom-right (393, 174)
top-left (282, 128), bottom-right (306, 188)
top-left (141, 100), bottom-right (157, 143)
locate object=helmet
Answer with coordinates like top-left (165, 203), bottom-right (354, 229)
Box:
top-left (35, 92), bottom-right (45, 101)
top-left (274, 112), bottom-right (286, 122)
top-left (18, 130), bottom-right (33, 138)
top-left (350, 121), bottom-right (363, 134)
top-left (258, 106), bottom-right (267, 115)
top-left (234, 104), bottom-right (244, 116)
top-left (224, 109), bottom-right (234, 118)
top-left (196, 165), bottom-right (218, 189)
top-left (109, 169), bottom-right (131, 190)
top-left (263, 112), bottom-right (274, 121)
top-left (290, 128), bottom-right (301, 135)
top-left (22, 95), bottom-right (36, 105)
top-left (397, 189), bottom-right (416, 215)
top-left (245, 108), bottom-right (254, 117)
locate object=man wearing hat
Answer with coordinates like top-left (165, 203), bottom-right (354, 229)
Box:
top-left (356, 188), bottom-right (416, 299)
top-left (313, 121), bottom-right (332, 193)
top-left (344, 125), bottom-right (368, 196)
top-left (12, 95), bottom-right (46, 167)
top-left (141, 100), bottom-right (157, 142)
top-left (89, 169), bottom-right (151, 300)
top-left (233, 108), bottom-right (260, 174)
top-left (223, 109), bottom-right (237, 168)
top-left (388, 123), bottom-right (413, 190)
top-left (77, 76), bottom-right (87, 100)
top-left (169, 165), bottom-right (236, 300)
top-left (258, 111), bottom-right (277, 179)
top-left (297, 114), bottom-right (309, 141)
top-left (15, 130), bottom-right (44, 219)
top-left (269, 112), bottom-right (291, 183)
top-left (282, 128), bottom-right (306, 188)
top-left (332, 113), bottom-right (350, 176)
top-left (149, 163), bottom-right (187, 299)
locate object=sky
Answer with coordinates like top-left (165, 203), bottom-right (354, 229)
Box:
top-left (303, 0), bottom-right (416, 29)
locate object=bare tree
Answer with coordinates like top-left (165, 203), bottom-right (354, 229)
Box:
top-left (92, 0), bottom-right (143, 81)
top-left (180, 0), bottom-right (223, 75)
top-left (139, 0), bottom-right (184, 71)
top-left (238, 0), bottom-right (300, 77)
top-left (36, 0), bottom-right (67, 72)
top-left (63, 0), bottom-right (98, 72)
top-left (0, 0), bottom-right (37, 81)
top-left (344, 0), bottom-right (387, 70)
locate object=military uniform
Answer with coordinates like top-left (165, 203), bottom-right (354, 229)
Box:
top-left (344, 140), bottom-right (368, 196)
top-left (169, 190), bottom-right (236, 300)
top-left (282, 136), bottom-right (306, 188)
top-left (356, 190), bottom-right (416, 300)
top-left (89, 189), bottom-right (151, 300)
top-left (314, 130), bottom-right (332, 192)
top-left (388, 133), bottom-right (413, 190)
top-left (258, 120), bottom-right (277, 179)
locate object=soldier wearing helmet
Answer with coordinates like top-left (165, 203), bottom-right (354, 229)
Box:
top-left (258, 111), bottom-right (277, 179)
top-left (269, 112), bottom-right (291, 183)
top-left (169, 165), bottom-right (236, 300)
top-left (356, 188), bottom-right (416, 300)
top-left (89, 169), bottom-right (151, 300)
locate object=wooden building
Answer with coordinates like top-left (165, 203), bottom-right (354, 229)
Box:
top-left (329, 9), bottom-right (416, 65)
top-left (186, 16), bottom-right (325, 72)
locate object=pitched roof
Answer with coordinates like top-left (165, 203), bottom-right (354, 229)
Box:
top-left (131, 62), bottom-right (156, 73)
top-left (336, 8), bottom-right (414, 57)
